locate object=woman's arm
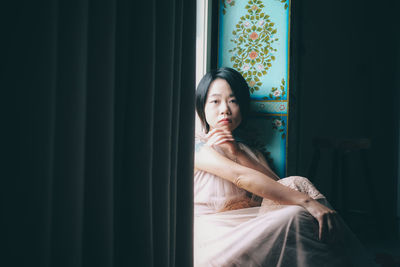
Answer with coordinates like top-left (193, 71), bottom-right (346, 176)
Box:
top-left (195, 141), bottom-right (309, 205)
top-left (197, 127), bottom-right (279, 180)
top-left (195, 142), bottom-right (337, 242)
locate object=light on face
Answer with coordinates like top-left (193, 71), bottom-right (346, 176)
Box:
top-left (204, 79), bottom-right (242, 131)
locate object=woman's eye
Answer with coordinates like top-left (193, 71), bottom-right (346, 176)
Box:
top-left (210, 100), bottom-right (218, 103)
top-left (230, 99), bottom-right (237, 103)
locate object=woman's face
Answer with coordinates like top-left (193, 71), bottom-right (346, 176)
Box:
top-left (204, 78), bottom-right (242, 132)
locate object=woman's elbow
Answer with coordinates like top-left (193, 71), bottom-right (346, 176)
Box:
top-left (233, 175), bottom-right (249, 189)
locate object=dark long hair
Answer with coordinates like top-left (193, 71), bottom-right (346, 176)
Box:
top-left (196, 67), bottom-right (250, 133)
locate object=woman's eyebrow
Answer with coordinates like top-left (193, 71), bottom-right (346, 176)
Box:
top-left (208, 93), bottom-right (235, 97)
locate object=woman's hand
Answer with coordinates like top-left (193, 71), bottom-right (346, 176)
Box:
top-left (205, 127), bottom-right (235, 146)
top-left (205, 127), bottom-right (238, 155)
top-left (204, 127), bottom-right (278, 179)
top-left (301, 198), bottom-right (339, 243)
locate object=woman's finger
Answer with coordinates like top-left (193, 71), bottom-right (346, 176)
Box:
top-left (208, 133), bottom-right (233, 143)
top-left (327, 213), bottom-right (334, 235)
top-left (302, 199), bottom-right (338, 243)
top-left (206, 128), bottom-right (229, 137)
top-left (211, 132), bottom-right (235, 143)
top-left (214, 138), bottom-right (235, 145)
top-left (206, 129), bottom-right (231, 140)
top-left (207, 133), bottom-right (234, 145)
top-left (205, 128), bottom-right (220, 140)
top-left (319, 213), bottom-right (331, 242)
top-left (318, 217), bottom-right (324, 241)
top-left (321, 212), bottom-right (339, 243)
top-left (324, 214), bottom-right (330, 242)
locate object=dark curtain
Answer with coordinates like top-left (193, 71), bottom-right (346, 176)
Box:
top-left (2, 0), bottom-right (195, 266)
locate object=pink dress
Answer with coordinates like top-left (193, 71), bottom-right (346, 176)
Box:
top-left (194, 141), bottom-right (376, 267)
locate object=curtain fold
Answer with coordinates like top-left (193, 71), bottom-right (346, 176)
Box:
top-left (2, 0), bottom-right (195, 266)
top-left (175, 2), bottom-right (196, 267)
top-left (50, 1), bottom-right (89, 266)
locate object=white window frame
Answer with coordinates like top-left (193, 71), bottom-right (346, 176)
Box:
top-left (195, 0), bottom-right (214, 132)
top-left (196, 0), bottom-right (213, 87)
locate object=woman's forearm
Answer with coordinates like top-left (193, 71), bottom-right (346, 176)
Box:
top-left (233, 167), bottom-right (311, 207)
top-left (218, 142), bottom-right (280, 181)
top-left (196, 144), bottom-right (311, 207)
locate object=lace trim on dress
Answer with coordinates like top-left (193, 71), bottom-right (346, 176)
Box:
top-left (259, 176), bottom-right (325, 214)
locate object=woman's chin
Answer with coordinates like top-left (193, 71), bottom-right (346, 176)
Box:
top-left (218, 123), bottom-right (231, 129)
top-left (221, 125), bottom-right (238, 132)
top-left (209, 123), bottom-right (238, 132)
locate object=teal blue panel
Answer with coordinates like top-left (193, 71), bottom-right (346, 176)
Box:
top-left (218, 0), bottom-right (290, 177)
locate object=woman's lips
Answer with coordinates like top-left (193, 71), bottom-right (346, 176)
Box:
top-left (218, 118), bottom-right (231, 124)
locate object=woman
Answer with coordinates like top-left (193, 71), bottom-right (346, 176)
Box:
top-left (194, 67), bottom-right (375, 266)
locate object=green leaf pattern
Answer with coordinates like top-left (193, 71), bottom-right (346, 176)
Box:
top-left (228, 0), bottom-right (278, 94)
top-left (221, 0), bottom-right (235, 15)
top-left (271, 116), bottom-right (286, 139)
top-left (268, 78), bottom-right (286, 100)
top-left (276, 0), bottom-right (289, 10)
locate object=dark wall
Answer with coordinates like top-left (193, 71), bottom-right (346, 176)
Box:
top-left (289, 0), bottom-right (400, 240)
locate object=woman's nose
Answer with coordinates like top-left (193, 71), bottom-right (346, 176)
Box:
top-left (220, 101), bottom-right (231, 114)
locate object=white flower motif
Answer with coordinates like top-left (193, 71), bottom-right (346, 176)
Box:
top-left (242, 63), bottom-right (250, 72)
top-left (274, 119), bottom-right (282, 127)
top-left (256, 64), bottom-right (264, 71)
top-left (273, 90), bottom-right (282, 97)
top-left (226, 0), bottom-right (233, 3)
top-left (257, 19), bottom-right (265, 27)
top-left (243, 20), bottom-right (251, 28)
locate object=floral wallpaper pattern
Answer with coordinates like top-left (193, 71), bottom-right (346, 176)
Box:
top-left (271, 116), bottom-right (286, 139)
top-left (267, 78), bottom-right (286, 100)
top-left (228, 0), bottom-right (278, 94)
top-left (219, 0), bottom-right (290, 177)
top-left (250, 101), bottom-right (287, 113)
top-left (221, 0), bottom-right (235, 15)
top-left (276, 0), bottom-right (289, 10)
